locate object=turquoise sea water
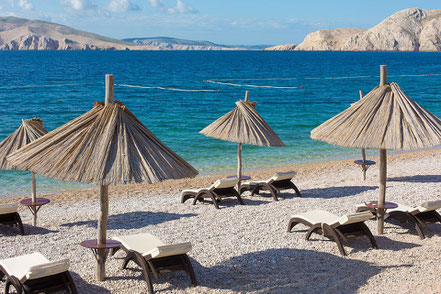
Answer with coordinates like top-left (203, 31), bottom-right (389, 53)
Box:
top-left (1, 51), bottom-right (441, 198)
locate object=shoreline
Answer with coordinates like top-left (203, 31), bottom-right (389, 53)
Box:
top-left (3, 146), bottom-right (440, 205)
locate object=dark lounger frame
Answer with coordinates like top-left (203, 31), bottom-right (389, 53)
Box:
top-left (0, 266), bottom-right (77, 294)
top-left (287, 216), bottom-right (378, 256)
top-left (114, 246), bottom-right (197, 294)
top-left (0, 212), bottom-right (24, 235)
top-left (181, 186), bottom-right (244, 209)
top-left (241, 178), bottom-right (302, 201)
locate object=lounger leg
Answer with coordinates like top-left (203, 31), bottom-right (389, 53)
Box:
top-left (134, 253), bottom-right (154, 294)
top-left (289, 182), bottom-right (302, 197)
top-left (323, 224), bottom-right (346, 256)
top-left (262, 183), bottom-right (278, 201)
top-left (182, 255), bottom-right (198, 286)
top-left (408, 215), bottom-right (425, 239)
top-left (181, 193), bottom-right (194, 203)
top-left (432, 211), bottom-right (441, 223)
top-left (251, 186), bottom-right (259, 196)
top-left (305, 224), bottom-right (321, 240)
top-left (287, 218), bottom-right (300, 232)
top-left (359, 223), bottom-right (378, 249)
top-left (207, 192), bottom-right (220, 209)
top-left (232, 190), bottom-right (244, 205)
top-left (5, 278), bottom-right (22, 294)
top-left (14, 213), bottom-right (24, 235)
top-left (64, 272), bottom-right (79, 294)
top-left (121, 251), bottom-right (138, 270)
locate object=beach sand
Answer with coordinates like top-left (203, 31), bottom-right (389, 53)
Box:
top-left (1, 149), bottom-right (441, 293)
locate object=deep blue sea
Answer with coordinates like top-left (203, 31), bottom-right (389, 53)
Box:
top-left (1, 51), bottom-right (441, 198)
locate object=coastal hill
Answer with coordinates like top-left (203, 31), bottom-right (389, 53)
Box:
top-left (123, 37), bottom-right (268, 50)
top-left (270, 8), bottom-right (441, 51)
top-left (264, 44), bottom-right (297, 51)
top-left (0, 16), bottom-right (159, 50)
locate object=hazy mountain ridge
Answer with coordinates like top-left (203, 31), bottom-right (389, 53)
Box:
top-left (123, 37), bottom-right (269, 50)
top-left (0, 16), bottom-right (159, 50)
top-left (269, 8), bottom-right (441, 51)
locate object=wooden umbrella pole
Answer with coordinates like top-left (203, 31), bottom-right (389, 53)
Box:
top-left (31, 172), bottom-right (37, 226)
top-left (378, 149), bottom-right (387, 234)
top-left (359, 90), bottom-right (367, 181)
top-left (377, 65), bottom-right (387, 235)
top-left (237, 143), bottom-right (242, 192)
top-left (96, 74), bottom-right (114, 281)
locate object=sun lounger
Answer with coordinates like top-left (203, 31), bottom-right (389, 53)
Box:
top-left (356, 200), bottom-right (441, 239)
top-left (287, 210), bottom-right (377, 255)
top-left (0, 204), bottom-right (24, 235)
top-left (0, 252), bottom-right (77, 294)
top-left (113, 233), bottom-right (197, 294)
top-left (241, 171), bottom-right (301, 201)
top-left (181, 178), bottom-right (244, 209)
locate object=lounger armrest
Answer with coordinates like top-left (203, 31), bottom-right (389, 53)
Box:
top-left (338, 211), bottom-right (372, 226)
top-left (0, 204), bottom-right (18, 215)
top-left (23, 259), bottom-right (70, 283)
top-left (143, 242), bottom-right (192, 259)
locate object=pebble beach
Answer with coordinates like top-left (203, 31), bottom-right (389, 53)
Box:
top-left (1, 148), bottom-right (441, 293)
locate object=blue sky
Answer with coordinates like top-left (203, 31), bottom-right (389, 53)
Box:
top-left (1, 1), bottom-right (440, 45)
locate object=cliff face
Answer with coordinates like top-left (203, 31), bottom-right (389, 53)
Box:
top-left (291, 8), bottom-right (441, 51)
top-left (0, 17), bottom-right (159, 50)
top-left (343, 8), bottom-right (441, 51)
top-left (294, 28), bottom-right (365, 51)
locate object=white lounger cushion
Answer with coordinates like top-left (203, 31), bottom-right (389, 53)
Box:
top-left (387, 200), bottom-right (441, 214)
top-left (246, 171), bottom-right (296, 185)
top-left (0, 252), bottom-right (69, 283)
top-left (292, 210), bottom-right (371, 226)
top-left (181, 178), bottom-right (238, 195)
top-left (0, 204), bottom-right (18, 215)
top-left (114, 233), bottom-right (192, 258)
top-left (213, 178), bottom-right (238, 189)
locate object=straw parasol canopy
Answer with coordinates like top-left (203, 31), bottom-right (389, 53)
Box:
top-left (8, 101), bottom-right (198, 185)
top-left (0, 118), bottom-right (48, 226)
top-left (8, 75), bottom-right (198, 281)
top-left (200, 91), bottom-right (284, 188)
top-left (311, 65), bottom-right (441, 234)
top-left (0, 118), bottom-right (48, 170)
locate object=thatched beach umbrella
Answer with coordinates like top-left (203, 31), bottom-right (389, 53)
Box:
top-left (8, 75), bottom-right (198, 281)
top-left (0, 118), bottom-right (48, 225)
top-left (200, 91), bottom-right (285, 190)
top-left (311, 65), bottom-right (441, 234)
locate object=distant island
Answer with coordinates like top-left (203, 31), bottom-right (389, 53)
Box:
top-left (1, 8), bottom-right (441, 51)
top-left (269, 8), bottom-right (441, 51)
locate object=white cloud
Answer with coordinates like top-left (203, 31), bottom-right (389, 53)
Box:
top-left (148, 0), bottom-right (163, 8)
top-left (61, 0), bottom-right (96, 11)
top-left (168, 0), bottom-right (197, 14)
top-left (108, 0), bottom-right (140, 12)
top-left (18, 0), bottom-right (33, 10)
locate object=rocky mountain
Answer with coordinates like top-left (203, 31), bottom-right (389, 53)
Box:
top-left (264, 44), bottom-right (297, 51)
top-left (295, 28), bottom-right (365, 51)
top-left (0, 17), bottom-right (159, 50)
top-left (123, 37), bottom-right (268, 50)
top-left (270, 8), bottom-right (441, 51)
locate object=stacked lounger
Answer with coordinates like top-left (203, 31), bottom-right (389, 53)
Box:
top-left (241, 171), bottom-right (301, 201)
top-left (181, 178), bottom-right (243, 209)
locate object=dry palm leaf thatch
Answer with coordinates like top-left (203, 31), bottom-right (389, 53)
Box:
top-left (311, 82), bottom-right (441, 150)
top-left (8, 101), bottom-right (198, 186)
top-left (200, 100), bottom-right (285, 147)
top-left (0, 118), bottom-right (48, 170)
